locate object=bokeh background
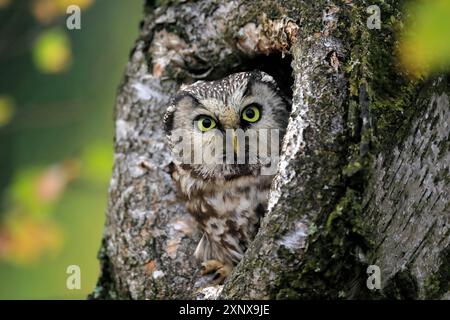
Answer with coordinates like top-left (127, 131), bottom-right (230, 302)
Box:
top-left (0, 0), bottom-right (142, 299)
top-left (0, 0), bottom-right (449, 300)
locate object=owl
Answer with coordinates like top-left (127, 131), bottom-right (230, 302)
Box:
top-left (164, 71), bottom-right (290, 284)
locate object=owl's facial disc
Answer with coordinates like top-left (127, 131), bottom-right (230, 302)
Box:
top-left (166, 71), bottom-right (290, 180)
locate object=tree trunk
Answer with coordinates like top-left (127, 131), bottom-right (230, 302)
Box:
top-left (90, 0), bottom-right (450, 300)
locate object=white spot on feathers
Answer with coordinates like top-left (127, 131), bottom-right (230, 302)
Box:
top-left (261, 74), bottom-right (275, 83)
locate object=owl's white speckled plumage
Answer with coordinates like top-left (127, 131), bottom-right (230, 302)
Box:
top-left (164, 71), bottom-right (289, 283)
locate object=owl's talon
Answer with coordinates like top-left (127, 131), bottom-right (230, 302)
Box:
top-left (201, 259), bottom-right (222, 275)
top-left (200, 259), bottom-right (232, 284)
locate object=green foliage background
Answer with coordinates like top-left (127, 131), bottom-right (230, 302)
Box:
top-left (0, 0), bottom-right (142, 299)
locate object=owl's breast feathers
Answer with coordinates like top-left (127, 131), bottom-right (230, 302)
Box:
top-left (172, 164), bottom-right (273, 265)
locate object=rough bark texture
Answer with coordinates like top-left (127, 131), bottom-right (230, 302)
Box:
top-left (90, 0), bottom-right (449, 299)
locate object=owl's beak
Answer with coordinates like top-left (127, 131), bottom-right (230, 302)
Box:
top-left (232, 131), bottom-right (239, 156)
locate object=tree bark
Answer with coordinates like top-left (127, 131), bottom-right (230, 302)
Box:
top-left (90, 0), bottom-right (450, 299)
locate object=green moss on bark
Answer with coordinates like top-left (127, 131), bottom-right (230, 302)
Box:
top-left (384, 269), bottom-right (419, 299)
top-left (347, 1), bottom-right (421, 152)
top-left (89, 240), bottom-right (120, 300)
top-left (424, 248), bottom-right (450, 299)
top-left (273, 189), bottom-right (371, 299)
top-left (271, 0), bottom-right (426, 300)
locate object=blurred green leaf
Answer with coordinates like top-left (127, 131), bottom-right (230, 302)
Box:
top-left (32, 28), bottom-right (72, 73)
top-left (9, 159), bottom-right (82, 218)
top-left (0, 0), bottom-right (10, 9)
top-left (10, 168), bottom-right (55, 218)
top-left (0, 95), bottom-right (15, 127)
top-left (81, 143), bottom-right (113, 182)
top-left (400, 0), bottom-right (450, 77)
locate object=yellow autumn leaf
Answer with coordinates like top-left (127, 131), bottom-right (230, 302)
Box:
top-left (0, 95), bottom-right (15, 127)
top-left (32, 28), bottom-right (72, 73)
top-left (35, 159), bottom-right (81, 202)
top-left (399, 0), bottom-right (450, 77)
top-left (32, 0), bottom-right (59, 23)
top-left (0, 0), bottom-right (11, 9)
top-left (56, 0), bottom-right (94, 11)
top-left (32, 0), bottom-right (95, 23)
top-left (0, 215), bottom-right (63, 266)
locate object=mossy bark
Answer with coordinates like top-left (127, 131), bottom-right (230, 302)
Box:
top-left (91, 0), bottom-right (450, 299)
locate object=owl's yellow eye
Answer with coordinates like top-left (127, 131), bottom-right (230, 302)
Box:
top-left (241, 104), bottom-right (261, 123)
top-left (196, 116), bottom-right (216, 132)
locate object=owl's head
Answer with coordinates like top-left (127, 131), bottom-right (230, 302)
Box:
top-left (164, 71), bottom-right (290, 180)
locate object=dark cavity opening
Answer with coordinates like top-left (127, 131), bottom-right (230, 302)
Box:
top-left (231, 53), bottom-right (294, 104)
top-left (194, 53), bottom-right (294, 108)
